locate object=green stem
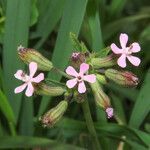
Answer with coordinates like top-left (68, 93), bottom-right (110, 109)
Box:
top-left (52, 67), bottom-right (71, 79)
top-left (82, 99), bottom-right (101, 150)
top-left (9, 122), bottom-right (16, 136)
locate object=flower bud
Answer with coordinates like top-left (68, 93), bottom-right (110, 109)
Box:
top-left (96, 74), bottom-right (107, 84)
top-left (70, 52), bottom-right (86, 68)
top-left (34, 82), bottom-right (66, 96)
top-left (40, 100), bottom-right (68, 127)
top-left (106, 107), bottom-right (114, 119)
top-left (90, 81), bottom-right (111, 109)
top-left (90, 81), bottom-right (113, 118)
top-left (17, 45), bottom-right (53, 71)
top-left (105, 69), bottom-right (139, 86)
top-left (91, 54), bottom-right (116, 69)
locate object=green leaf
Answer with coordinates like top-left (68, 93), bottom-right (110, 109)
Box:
top-left (103, 13), bottom-right (150, 40)
top-left (87, 0), bottom-right (104, 51)
top-left (30, 0), bottom-right (39, 26)
top-left (0, 65), bottom-right (3, 89)
top-left (108, 0), bottom-right (127, 18)
top-left (0, 136), bottom-right (85, 149)
top-left (0, 90), bottom-right (15, 124)
top-left (111, 93), bottom-right (126, 125)
top-left (106, 83), bottom-right (138, 102)
top-left (129, 70), bottom-right (150, 128)
top-left (3, 0), bottom-right (31, 121)
top-left (140, 24), bottom-right (150, 41)
top-left (35, 0), bottom-right (66, 48)
top-left (38, 0), bottom-right (88, 116)
top-left (19, 97), bottom-right (34, 136)
top-left (131, 128), bottom-right (150, 147)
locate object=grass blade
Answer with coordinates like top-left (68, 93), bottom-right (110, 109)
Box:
top-left (0, 90), bottom-right (15, 124)
top-left (19, 97), bottom-right (34, 136)
top-left (103, 13), bottom-right (150, 40)
top-left (0, 136), bottom-right (85, 149)
top-left (35, 0), bottom-right (66, 48)
top-left (87, 0), bottom-right (104, 51)
top-left (129, 70), bottom-right (150, 128)
top-left (108, 0), bottom-right (127, 18)
top-left (3, 0), bottom-right (31, 121)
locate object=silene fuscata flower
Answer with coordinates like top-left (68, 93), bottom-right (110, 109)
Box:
top-left (66, 63), bottom-right (96, 93)
top-left (14, 62), bottom-right (44, 97)
top-left (111, 33), bottom-right (141, 68)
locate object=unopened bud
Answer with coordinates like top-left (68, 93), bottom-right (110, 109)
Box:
top-left (70, 52), bottom-right (86, 68)
top-left (40, 100), bottom-right (68, 127)
top-left (105, 69), bottom-right (139, 86)
top-left (90, 81), bottom-right (111, 109)
top-left (105, 107), bottom-right (114, 119)
top-left (34, 82), bottom-right (66, 96)
top-left (91, 54), bottom-right (116, 69)
top-left (17, 45), bottom-right (53, 71)
top-left (96, 74), bottom-right (107, 84)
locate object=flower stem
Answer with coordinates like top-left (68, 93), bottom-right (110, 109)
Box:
top-left (81, 99), bottom-right (101, 150)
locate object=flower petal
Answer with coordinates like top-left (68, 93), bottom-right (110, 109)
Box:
top-left (110, 43), bottom-right (122, 54)
top-left (83, 74), bottom-right (96, 83)
top-left (120, 33), bottom-right (128, 48)
top-left (127, 55), bottom-right (141, 66)
top-left (66, 66), bottom-right (78, 77)
top-left (14, 70), bottom-right (24, 80)
top-left (14, 83), bottom-right (27, 94)
top-left (117, 54), bottom-right (127, 68)
top-left (25, 82), bottom-right (34, 97)
top-left (106, 107), bottom-right (113, 119)
top-left (29, 62), bottom-right (37, 78)
top-left (78, 81), bottom-right (86, 93)
top-left (66, 78), bottom-right (77, 88)
top-left (32, 73), bottom-right (44, 83)
top-left (79, 63), bottom-right (89, 74)
top-left (130, 42), bottom-right (141, 53)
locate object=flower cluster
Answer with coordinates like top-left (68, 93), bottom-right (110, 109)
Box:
top-left (14, 33), bottom-right (141, 127)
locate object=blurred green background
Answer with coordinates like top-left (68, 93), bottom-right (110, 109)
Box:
top-left (0, 0), bottom-right (150, 149)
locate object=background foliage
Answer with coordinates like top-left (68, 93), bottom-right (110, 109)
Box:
top-left (0, 0), bottom-right (150, 149)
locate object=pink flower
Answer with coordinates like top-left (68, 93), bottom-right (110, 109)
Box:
top-left (14, 62), bottom-right (44, 97)
top-left (66, 63), bottom-right (96, 93)
top-left (106, 107), bottom-right (113, 119)
top-left (111, 33), bottom-right (141, 68)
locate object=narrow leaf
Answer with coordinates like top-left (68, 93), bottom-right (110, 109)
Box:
top-left (129, 70), bottom-right (150, 128)
top-left (3, 0), bottom-right (31, 121)
top-left (0, 136), bottom-right (85, 149)
top-left (0, 90), bottom-right (15, 124)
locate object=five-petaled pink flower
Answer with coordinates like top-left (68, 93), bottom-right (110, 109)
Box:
top-left (111, 33), bottom-right (141, 68)
top-left (14, 62), bottom-right (44, 97)
top-left (66, 63), bottom-right (96, 93)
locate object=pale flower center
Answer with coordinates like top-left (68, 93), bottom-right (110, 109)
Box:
top-left (122, 47), bottom-right (132, 55)
top-left (21, 72), bottom-right (31, 83)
